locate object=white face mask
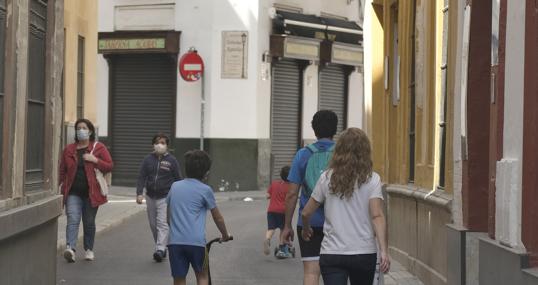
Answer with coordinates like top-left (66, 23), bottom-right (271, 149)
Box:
top-left (76, 129), bottom-right (90, 141)
top-left (154, 143), bottom-right (167, 154)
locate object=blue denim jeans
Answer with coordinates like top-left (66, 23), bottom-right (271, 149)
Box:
top-left (65, 195), bottom-right (98, 251)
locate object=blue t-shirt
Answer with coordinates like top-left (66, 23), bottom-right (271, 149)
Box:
top-left (287, 139), bottom-right (335, 228)
top-left (166, 178), bottom-right (217, 247)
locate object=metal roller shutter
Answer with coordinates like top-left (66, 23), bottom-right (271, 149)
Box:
top-left (271, 59), bottom-right (302, 180)
top-left (319, 64), bottom-right (347, 135)
top-left (110, 54), bottom-right (176, 186)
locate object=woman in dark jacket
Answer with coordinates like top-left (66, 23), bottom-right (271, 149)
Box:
top-left (59, 119), bottom-right (113, 263)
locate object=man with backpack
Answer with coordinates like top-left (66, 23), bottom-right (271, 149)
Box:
top-left (281, 110), bottom-right (338, 285)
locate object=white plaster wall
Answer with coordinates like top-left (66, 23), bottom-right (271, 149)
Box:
top-left (495, 0), bottom-right (526, 249)
top-left (96, 55), bottom-right (109, 137)
top-left (302, 64), bottom-right (319, 141)
top-left (98, 0), bottom-right (114, 32)
top-left (363, 0), bottom-right (373, 136)
top-left (96, 0), bottom-right (113, 136)
top-left (97, 0), bottom-right (261, 139)
top-left (176, 0), bottom-right (260, 139)
top-left (174, 0), bottom-right (213, 139)
top-left (115, 4), bottom-right (175, 31)
top-left (347, 70), bottom-right (363, 128)
top-left (256, 0), bottom-right (273, 139)
top-left (97, 0), bottom-right (361, 140)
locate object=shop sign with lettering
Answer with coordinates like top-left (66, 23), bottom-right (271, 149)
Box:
top-left (284, 38), bottom-right (320, 61)
top-left (331, 44), bottom-right (363, 66)
top-left (98, 38), bottom-right (166, 51)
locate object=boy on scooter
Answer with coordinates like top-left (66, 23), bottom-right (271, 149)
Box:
top-left (166, 150), bottom-right (231, 285)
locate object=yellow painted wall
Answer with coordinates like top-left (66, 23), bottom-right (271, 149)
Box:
top-left (414, 0), bottom-right (436, 190)
top-left (370, 0), bottom-right (414, 185)
top-left (370, 0), bottom-right (451, 192)
top-left (371, 3), bottom-right (387, 179)
top-left (432, 0), bottom-right (444, 191)
top-left (64, 0), bottom-right (98, 123)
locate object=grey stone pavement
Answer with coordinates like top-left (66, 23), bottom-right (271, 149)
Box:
top-left (57, 186), bottom-right (423, 285)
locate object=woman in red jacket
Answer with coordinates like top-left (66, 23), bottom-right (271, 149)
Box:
top-left (59, 119), bottom-right (113, 263)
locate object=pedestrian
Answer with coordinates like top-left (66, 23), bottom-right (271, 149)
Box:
top-left (301, 128), bottom-right (390, 285)
top-left (136, 133), bottom-right (182, 262)
top-left (166, 150), bottom-right (231, 285)
top-left (59, 118), bottom-right (114, 263)
top-left (281, 110), bottom-right (338, 285)
top-left (263, 165), bottom-right (291, 258)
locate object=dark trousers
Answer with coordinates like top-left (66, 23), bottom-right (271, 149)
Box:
top-left (320, 253), bottom-right (377, 285)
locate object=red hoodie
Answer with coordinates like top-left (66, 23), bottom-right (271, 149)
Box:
top-left (59, 141), bottom-right (114, 208)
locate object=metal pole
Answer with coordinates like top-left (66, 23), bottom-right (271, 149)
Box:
top-left (200, 69), bottom-right (205, 151)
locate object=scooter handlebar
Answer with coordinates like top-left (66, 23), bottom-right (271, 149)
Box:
top-left (207, 236), bottom-right (234, 247)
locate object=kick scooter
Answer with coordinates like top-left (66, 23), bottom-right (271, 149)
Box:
top-left (206, 236), bottom-right (233, 285)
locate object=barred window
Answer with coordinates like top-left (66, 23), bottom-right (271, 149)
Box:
top-left (439, 0), bottom-right (449, 188)
top-left (25, 0), bottom-right (48, 191)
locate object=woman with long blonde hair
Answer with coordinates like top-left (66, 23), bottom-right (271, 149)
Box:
top-left (301, 128), bottom-right (390, 285)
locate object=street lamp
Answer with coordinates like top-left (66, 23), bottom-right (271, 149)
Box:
top-left (241, 33), bottom-right (247, 79)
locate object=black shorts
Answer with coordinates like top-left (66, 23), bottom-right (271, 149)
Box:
top-left (267, 212), bottom-right (285, 230)
top-left (297, 226), bottom-right (324, 261)
top-left (320, 253), bottom-right (377, 285)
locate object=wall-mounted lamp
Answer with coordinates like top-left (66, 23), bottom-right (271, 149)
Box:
top-left (262, 51), bottom-right (271, 63)
top-left (261, 51), bottom-right (271, 81)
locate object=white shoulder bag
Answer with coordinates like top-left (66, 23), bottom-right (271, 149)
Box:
top-left (91, 142), bottom-right (111, 196)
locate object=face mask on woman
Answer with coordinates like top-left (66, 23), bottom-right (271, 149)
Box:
top-left (76, 129), bottom-right (90, 141)
top-left (154, 143), bottom-right (167, 155)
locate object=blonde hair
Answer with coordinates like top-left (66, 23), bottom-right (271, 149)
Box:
top-left (328, 128), bottom-right (373, 199)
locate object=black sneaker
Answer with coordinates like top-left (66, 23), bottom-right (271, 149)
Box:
top-left (153, 250), bottom-right (164, 263)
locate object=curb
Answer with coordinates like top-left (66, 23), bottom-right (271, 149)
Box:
top-left (216, 195), bottom-right (267, 202)
top-left (214, 190), bottom-right (267, 202)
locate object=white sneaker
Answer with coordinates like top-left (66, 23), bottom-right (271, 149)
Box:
top-left (85, 250), bottom-right (95, 261)
top-left (64, 248), bottom-right (75, 263)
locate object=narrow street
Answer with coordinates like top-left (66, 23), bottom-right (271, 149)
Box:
top-left (3, 1), bottom-right (538, 284)
top-left (57, 200), bottom-right (304, 285)
top-left (56, 197), bottom-right (423, 285)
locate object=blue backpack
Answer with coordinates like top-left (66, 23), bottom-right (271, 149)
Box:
top-left (303, 144), bottom-right (334, 197)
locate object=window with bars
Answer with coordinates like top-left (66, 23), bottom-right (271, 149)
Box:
top-left (77, 36), bottom-right (84, 119)
top-left (409, 0), bottom-right (417, 183)
top-left (439, 0), bottom-right (449, 188)
top-left (0, 0), bottom-right (5, 190)
top-left (391, 7), bottom-right (400, 106)
top-left (25, 0), bottom-right (47, 191)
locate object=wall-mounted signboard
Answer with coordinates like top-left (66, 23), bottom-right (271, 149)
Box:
top-left (270, 35), bottom-right (321, 61)
top-left (222, 31), bottom-right (249, 79)
top-left (331, 43), bottom-right (363, 66)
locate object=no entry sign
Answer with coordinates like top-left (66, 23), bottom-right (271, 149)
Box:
top-left (179, 49), bottom-right (204, 82)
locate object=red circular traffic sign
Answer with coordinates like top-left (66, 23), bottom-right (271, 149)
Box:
top-left (179, 50), bottom-right (204, 82)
